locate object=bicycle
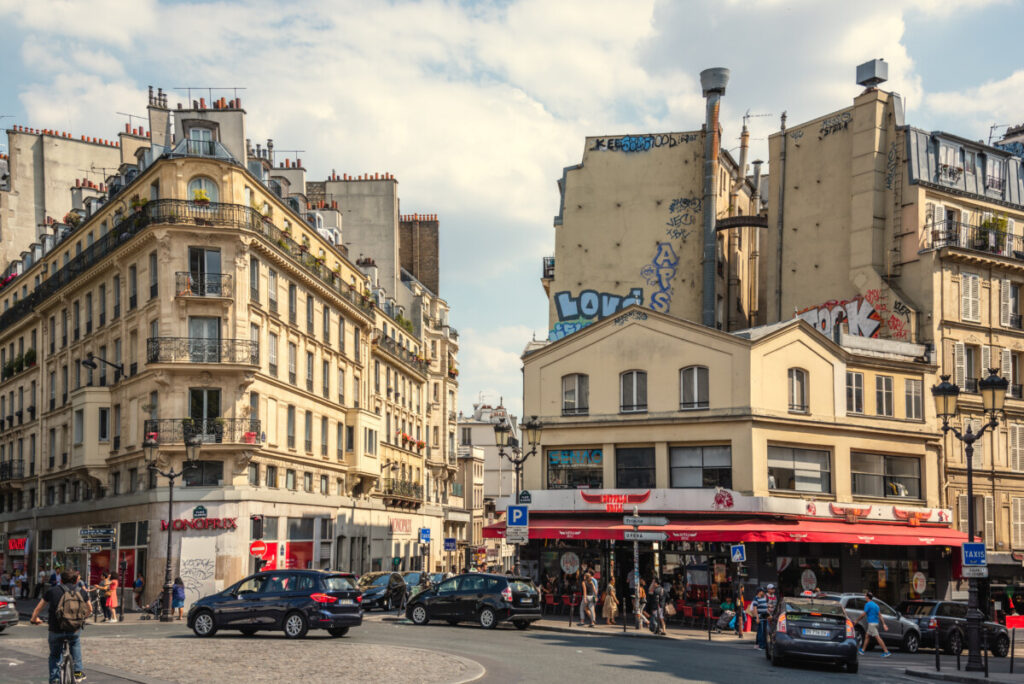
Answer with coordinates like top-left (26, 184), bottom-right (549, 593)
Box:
top-left (31, 615), bottom-right (84, 684)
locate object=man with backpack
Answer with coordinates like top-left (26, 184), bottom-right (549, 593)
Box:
top-left (30, 569), bottom-right (92, 684)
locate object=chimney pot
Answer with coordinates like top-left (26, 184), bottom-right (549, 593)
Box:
top-left (125, 123), bottom-right (130, 133)
top-left (200, 97), bottom-right (206, 109)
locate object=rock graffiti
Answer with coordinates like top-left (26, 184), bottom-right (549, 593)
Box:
top-left (819, 112), bottom-right (852, 138)
top-left (613, 310), bottom-right (648, 326)
top-left (641, 242), bottom-right (679, 313)
top-left (180, 557), bottom-right (216, 601)
top-left (790, 130), bottom-right (805, 141)
top-left (796, 293), bottom-right (881, 338)
top-left (549, 288), bottom-right (644, 341)
top-left (549, 317), bottom-right (590, 342)
top-left (885, 142), bottom-right (899, 189)
top-left (996, 141), bottom-right (1024, 158)
top-left (590, 132), bottom-right (698, 153)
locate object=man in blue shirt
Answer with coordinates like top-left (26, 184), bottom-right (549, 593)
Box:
top-left (858, 591), bottom-right (891, 657)
top-left (753, 588), bottom-right (770, 649)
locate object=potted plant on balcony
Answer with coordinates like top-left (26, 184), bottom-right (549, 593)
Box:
top-left (192, 188), bottom-right (211, 206)
top-left (24, 348), bottom-right (36, 367)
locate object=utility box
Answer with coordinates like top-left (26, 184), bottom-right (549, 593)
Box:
top-left (856, 59), bottom-right (888, 88)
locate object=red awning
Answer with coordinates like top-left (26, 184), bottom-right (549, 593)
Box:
top-left (483, 516), bottom-right (967, 547)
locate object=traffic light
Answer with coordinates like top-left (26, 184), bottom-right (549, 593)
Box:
top-left (251, 514), bottom-right (263, 540)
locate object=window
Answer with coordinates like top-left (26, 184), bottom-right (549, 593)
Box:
top-left (306, 351), bottom-right (314, 392)
top-left (266, 465), bottom-right (278, 488)
top-left (149, 251), bottom-right (158, 298)
top-left (249, 257), bottom-right (259, 302)
top-left (321, 416), bottom-right (328, 456)
top-left (1013, 498), bottom-right (1024, 549)
top-left (787, 368), bottom-right (808, 412)
top-left (615, 447), bottom-right (655, 488)
top-left (268, 332), bottom-right (278, 376)
top-left (320, 475), bottom-right (328, 494)
top-left (287, 406), bottom-right (296, 449)
top-left (73, 409), bottom-right (84, 444)
top-left (339, 318), bottom-right (346, 354)
top-left (961, 272), bottom-right (981, 322)
top-left (288, 284), bottom-right (297, 324)
top-left (322, 360), bottom-right (330, 398)
top-left (98, 407), bottom-right (110, 442)
top-left (353, 328), bottom-right (360, 361)
top-left (547, 448), bottom-right (604, 489)
top-left (306, 295), bottom-right (314, 334)
top-left (187, 176), bottom-right (219, 203)
top-left (959, 494), bottom-right (996, 549)
top-left (303, 472), bottom-right (313, 492)
top-left (1011, 424), bottom-right (1024, 473)
top-left (846, 371), bottom-right (864, 414)
top-left (346, 426), bottom-right (354, 452)
top-left (338, 368), bottom-right (345, 404)
top-left (323, 307), bottom-right (330, 342)
top-left (286, 469), bottom-right (296, 490)
top-left (767, 445), bottom-right (831, 493)
top-left (288, 343), bottom-right (297, 384)
top-left (248, 463), bottom-right (259, 486)
top-left (875, 375), bottom-right (894, 417)
top-left (620, 371), bottom-right (647, 413)
top-left (851, 452), bottom-right (921, 499)
top-left (987, 157), bottom-right (1006, 191)
top-left (304, 410), bottom-right (313, 452)
top-left (561, 373), bottom-right (589, 416)
top-left (112, 472), bottom-right (121, 495)
top-left (679, 366), bottom-right (709, 410)
top-left (670, 446), bottom-right (731, 488)
top-left (113, 275), bottom-right (121, 318)
top-left (905, 379), bottom-right (923, 420)
top-left (461, 427), bottom-right (472, 445)
top-left (128, 265), bottom-right (137, 309)
top-left (268, 270), bottom-right (278, 312)
top-left (98, 284), bottom-right (106, 326)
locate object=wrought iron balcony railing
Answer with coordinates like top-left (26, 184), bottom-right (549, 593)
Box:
top-left (174, 272), bottom-right (233, 298)
top-left (143, 418), bottom-right (262, 445)
top-left (928, 220), bottom-right (1024, 259)
top-left (963, 378), bottom-right (979, 394)
top-left (374, 334), bottom-right (430, 376)
top-left (146, 337), bottom-right (259, 365)
top-left (382, 478), bottom-right (423, 500)
top-left (1010, 384), bottom-right (1023, 400)
top-left (0, 460), bottom-right (24, 481)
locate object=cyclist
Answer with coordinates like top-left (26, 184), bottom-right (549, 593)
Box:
top-left (30, 568), bottom-right (91, 684)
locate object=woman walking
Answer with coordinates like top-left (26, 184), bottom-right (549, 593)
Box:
top-left (106, 571), bottom-right (120, 622)
top-left (133, 573), bottom-right (145, 611)
top-left (98, 572), bottom-right (112, 621)
top-left (602, 577), bottom-right (619, 625)
top-left (172, 578), bottom-right (186, 620)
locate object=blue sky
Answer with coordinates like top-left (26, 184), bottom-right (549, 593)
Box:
top-left (1, 0), bottom-right (1023, 418)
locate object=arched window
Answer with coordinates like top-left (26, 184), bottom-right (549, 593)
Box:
top-left (788, 368), bottom-right (808, 413)
top-left (620, 370), bottom-right (647, 413)
top-left (561, 374), bottom-right (589, 416)
top-left (187, 176), bottom-right (218, 204)
top-left (679, 366), bottom-right (709, 410)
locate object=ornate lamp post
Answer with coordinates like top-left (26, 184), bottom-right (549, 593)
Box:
top-left (144, 433), bottom-right (202, 622)
top-left (493, 416), bottom-right (543, 573)
top-left (932, 369), bottom-right (1008, 672)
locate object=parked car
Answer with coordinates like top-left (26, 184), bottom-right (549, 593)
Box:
top-left (358, 572), bottom-right (407, 610)
top-left (406, 573), bottom-right (541, 629)
top-left (815, 593), bottom-right (921, 653)
top-left (188, 569), bottom-right (362, 639)
top-left (402, 572), bottom-right (446, 598)
top-left (897, 600), bottom-right (1010, 657)
top-left (0, 594), bottom-right (18, 632)
top-left (766, 595), bottom-right (859, 673)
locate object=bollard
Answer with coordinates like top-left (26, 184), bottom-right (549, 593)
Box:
top-left (1011, 628), bottom-right (1016, 674)
top-left (984, 631), bottom-right (989, 678)
top-left (935, 639), bottom-right (941, 671)
top-left (957, 647), bottom-right (961, 671)
top-left (707, 605), bottom-right (711, 641)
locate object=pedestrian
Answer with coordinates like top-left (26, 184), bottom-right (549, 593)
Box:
top-left (578, 571), bottom-right (591, 626)
top-left (753, 587), bottom-right (769, 650)
top-left (857, 591), bottom-right (891, 658)
top-left (133, 573), bottom-right (145, 611)
top-left (29, 569), bottom-right (92, 684)
top-left (637, 582), bottom-right (649, 629)
top-left (588, 572), bottom-right (599, 626)
top-left (19, 570), bottom-right (28, 599)
top-left (105, 571), bottom-right (119, 622)
top-left (649, 579), bottom-right (667, 635)
top-left (735, 584), bottom-right (746, 638)
top-left (602, 577), bottom-right (619, 625)
top-left (765, 583), bottom-right (777, 613)
top-left (172, 578), bottom-right (186, 620)
top-left (36, 568), bottom-right (47, 598)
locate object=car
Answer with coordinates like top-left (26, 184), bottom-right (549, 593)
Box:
top-left (402, 572), bottom-right (446, 599)
top-left (405, 573), bottom-right (541, 630)
top-left (816, 593), bottom-right (921, 653)
top-left (897, 600), bottom-right (1010, 657)
top-left (0, 594), bottom-right (18, 632)
top-left (357, 572), bottom-right (407, 610)
top-left (766, 595), bottom-right (859, 673)
top-left (187, 569), bottom-right (362, 639)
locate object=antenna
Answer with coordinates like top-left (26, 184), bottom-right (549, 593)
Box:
top-left (989, 124), bottom-right (1013, 146)
top-left (116, 112), bottom-right (146, 129)
top-left (743, 110), bottom-right (773, 126)
top-left (173, 87), bottom-right (247, 106)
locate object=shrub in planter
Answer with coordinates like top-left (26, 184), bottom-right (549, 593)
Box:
top-left (24, 348), bottom-right (36, 367)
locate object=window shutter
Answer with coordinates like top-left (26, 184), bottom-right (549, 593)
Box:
top-left (961, 276), bottom-right (971, 320)
top-left (971, 419), bottom-right (985, 468)
top-left (1010, 218), bottom-right (1017, 238)
top-left (935, 203), bottom-right (945, 228)
top-left (926, 202), bottom-right (935, 227)
top-left (958, 494), bottom-right (969, 533)
top-left (984, 496), bottom-right (996, 549)
top-left (578, 374), bottom-right (589, 411)
top-left (972, 275), bottom-right (981, 322)
top-left (982, 345), bottom-right (992, 373)
top-left (954, 342), bottom-right (966, 387)
top-left (1001, 280), bottom-right (1012, 327)
top-left (1003, 348), bottom-right (1013, 381)
top-left (1012, 424), bottom-right (1022, 473)
top-left (1013, 499), bottom-right (1023, 549)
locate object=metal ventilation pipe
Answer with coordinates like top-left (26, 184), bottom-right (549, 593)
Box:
top-left (700, 67), bottom-right (729, 328)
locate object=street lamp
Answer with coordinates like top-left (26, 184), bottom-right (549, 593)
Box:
top-left (932, 369), bottom-right (1008, 672)
top-left (144, 432), bottom-right (202, 622)
top-left (81, 351), bottom-right (125, 377)
top-left (493, 416), bottom-right (543, 573)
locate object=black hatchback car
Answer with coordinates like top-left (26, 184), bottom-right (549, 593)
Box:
top-left (767, 596), bottom-right (859, 673)
top-left (897, 600), bottom-right (1011, 657)
top-left (406, 573), bottom-right (541, 629)
top-left (358, 572), bottom-right (407, 610)
top-left (188, 569), bottom-right (363, 638)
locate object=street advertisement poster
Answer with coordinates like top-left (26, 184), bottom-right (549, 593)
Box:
top-left (179, 536), bottom-right (217, 607)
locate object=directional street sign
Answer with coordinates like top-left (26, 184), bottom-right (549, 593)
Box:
top-left (730, 544), bottom-right (747, 563)
top-left (85, 537), bottom-right (115, 546)
top-left (443, 538), bottom-right (457, 552)
top-left (507, 505), bottom-right (529, 528)
top-left (80, 527), bottom-right (115, 538)
top-left (623, 516), bottom-right (668, 527)
top-left (962, 566), bottom-right (989, 578)
top-left (623, 530), bottom-right (667, 542)
top-left (506, 527), bottom-right (529, 544)
top-left (419, 528), bottom-right (431, 544)
top-left (962, 542), bottom-right (987, 566)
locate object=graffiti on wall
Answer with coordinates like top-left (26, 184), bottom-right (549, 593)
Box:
top-left (641, 242), bottom-right (679, 313)
top-left (796, 293), bottom-right (881, 339)
top-left (590, 132), bottom-right (698, 153)
top-left (613, 310), bottom-right (648, 326)
top-left (549, 288), bottom-right (644, 341)
top-left (885, 142), bottom-right (899, 190)
top-left (862, 288), bottom-right (912, 342)
top-left (819, 112), bottom-right (852, 138)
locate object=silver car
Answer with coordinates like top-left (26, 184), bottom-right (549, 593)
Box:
top-left (0, 593), bottom-right (18, 632)
top-left (817, 593), bottom-right (920, 653)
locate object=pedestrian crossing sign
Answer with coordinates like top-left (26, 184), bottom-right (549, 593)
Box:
top-left (730, 544), bottom-right (746, 563)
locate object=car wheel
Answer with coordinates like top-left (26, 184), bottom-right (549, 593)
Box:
top-left (192, 610), bottom-right (217, 638)
top-left (846, 660), bottom-right (859, 674)
top-left (327, 627), bottom-right (349, 637)
top-left (410, 604), bottom-right (429, 626)
top-left (478, 607), bottom-right (498, 629)
top-left (514, 621), bottom-right (529, 630)
top-left (283, 611), bottom-right (309, 639)
top-left (991, 634), bottom-right (1010, 658)
top-left (769, 643), bottom-right (783, 667)
top-left (902, 631), bottom-right (920, 654)
top-left (946, 630), bottom-right (964, 656)
top-left (240, 628), bottom-right (257, 637)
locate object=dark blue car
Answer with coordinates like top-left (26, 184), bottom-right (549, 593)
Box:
top-left (767, 596), bottom-right (859, 673)
top-left (188, 569), bottom-right (362, 638)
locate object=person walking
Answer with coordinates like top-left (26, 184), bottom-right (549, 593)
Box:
top-left (578, 572), bottom-right (592, 626)
top-left (650, 579), bottom-right (667, 635)
top-left (172, 578), bottom-right (186, 620)
top-left (105, 572), bottom-right (119, 623)
top-left (19, 570), bottom-right (28, 599)
top-left (765, 584), bottom-right (778, 614)
top-left (753, 587), bottom-right (770, 650)
top-left (96, 573), bottom-right (111, 622)
top-left (36, 568), bottom-right (48, 598)
top-left (857, 591), bottom-right (891, 658)
top-left (30, 568), bottom-right (92, 684)
top-left (637, 582), bottom-right (649, 629)
top-left (602, 577), bottom-right (619, 625)
top-left (132, 574), bottom-right (144, 612)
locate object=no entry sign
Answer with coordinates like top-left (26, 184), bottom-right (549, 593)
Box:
top-left (249, 540), bottom-right (268, 557)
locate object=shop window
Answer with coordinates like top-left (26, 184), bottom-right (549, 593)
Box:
top-left (287, 517), bottom-right (315, 540)
top-left (561, 374), bottom-right (589, 416)
top-left (767, 445), bottom-right (830, 493)
top-left (669, 445), bottom-right (731, 488)
top-left (851, 452), bottom-right (920, 499)
top-left (615, 447), bottom-right (655, 488)
top-left (183, 460), bottom-right (223, 487)
top-left (546, 448), bottom-right (603, 489)
top-left (620, 370), bottom-right (647, 413)
top-left (679, 366), bottom-right (709, 410)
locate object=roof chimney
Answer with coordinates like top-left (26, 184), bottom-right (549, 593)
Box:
top-left (699, 67), bottom-right (729, 329)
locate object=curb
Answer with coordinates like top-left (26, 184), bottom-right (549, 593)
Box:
top-left (904, 668), bottom-right (1017, 684)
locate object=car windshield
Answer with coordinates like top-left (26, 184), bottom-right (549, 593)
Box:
top-left (510, 580), bottom-right (536, 593)
top-left (431, 573), bottom-right (445, 584)
top-left (404, 573), bottom-right (421, 584)
top-left (323, 576), bottom-right (356, 591)
top-left (357, 574), bottom-right (387, 588)
top-left (781, 598), bottom-right (846, 616)
top-left (898, 602), bottom-right (934, 617)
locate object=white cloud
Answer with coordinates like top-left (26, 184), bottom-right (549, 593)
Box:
top-left (924, 70), bottom-right (1024, 136)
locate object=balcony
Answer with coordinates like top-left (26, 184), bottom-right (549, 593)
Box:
top-left (143, 418), bottom-right (262, 445)
top-left (447, 410), bottom-right (457, 423)
top-left (928, 220), bottom-right (1024, 260)
top-left (964, 378), bottom-right (979, 394)
top-left (938, 164), bottom-right (964, 184)
top-left (542, 256), bottom-right (555, 279)
top-left (1010, 384), bottom-right (1023, 400)
top-left (1012, 314), bottom-right (1023, 331)
top-left (374, 334), bottom-right (430, 377)
top-left (146, 337), bottom-right (259, 365)
top-left (987, 176), bottom-right (1006, 192)
top-left (0, 460), bottom-right (24, 481)
top-left (175, 272), bottom-right (233, 298)
top-left (382, 478), bottom-right (423, 508)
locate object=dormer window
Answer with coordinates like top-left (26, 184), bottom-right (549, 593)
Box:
top-left (986, 157), bottom-right (1006, 191)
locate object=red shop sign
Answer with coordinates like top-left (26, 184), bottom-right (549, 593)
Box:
top-left (160, 517), bottom-right (238, 531)
top-left (7, 537), bottom-right (26, 551)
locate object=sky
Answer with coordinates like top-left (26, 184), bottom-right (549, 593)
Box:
top-left (1, 0), bottom-right (1023, 419)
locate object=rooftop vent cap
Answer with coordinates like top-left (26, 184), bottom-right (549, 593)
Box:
top-left (856, 59), bottom-right (888, 88)
top-left (699, 68), bottom-right (730, 96)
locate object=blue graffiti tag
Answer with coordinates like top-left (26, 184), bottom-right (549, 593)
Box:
top-left (553, 288), bottom-right (644, 322)
top-left (640, 243), bottom-right (679, 313)
top-left (549, 319), bottom-right (591, 342)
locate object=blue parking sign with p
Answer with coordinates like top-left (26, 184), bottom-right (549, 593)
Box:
top-left (730, 544), bottom-right (746, 563)
top-left (508, 505), bottom-right (529, 528)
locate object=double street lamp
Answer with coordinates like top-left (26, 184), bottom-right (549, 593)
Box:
top-left (932, 368), bottom-right (1008, 672)
top-left (143, 433), bottom-right (202, 622)
top-left (494, 416), bottom-right (542, 573)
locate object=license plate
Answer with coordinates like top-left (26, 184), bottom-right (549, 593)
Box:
top-left (336, 599), bottom-right (355, 605)
top-left (802, 628), bottom-right (830, 638)
top-left (520, 598), bottom-right (533, 604)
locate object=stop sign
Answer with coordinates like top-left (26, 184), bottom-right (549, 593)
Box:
top-left (249, 540), bottom-right (267, 557)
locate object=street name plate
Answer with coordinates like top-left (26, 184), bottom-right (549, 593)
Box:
top-left (623, 530), bottom-right (667, 542)
top-left (506, 527), bottom-right (529, 544)
top-left (962, 566), bottom-right (989, 578)
top-left (80, 527), bottom-right (115, 538)
top-left (623, 516), bottom-right (669, 527)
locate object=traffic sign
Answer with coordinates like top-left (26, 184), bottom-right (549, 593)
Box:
top-left (518, 490), bottom-right (532, 505)
top-left (623, 530), bottom-right (667, 542)
top-left (85, 537), bottom-right (115, 547)
top-left (443, 538), bottom-right (457, 552)
top-left (623, 516), bottom-right (668, 527)
top-left (249, 540), bottom-right (268, 557)
top-left (962, 542), bottom-right (987, 566)
top-left (80, 527), bottom-right (115, 538)
top-left (419, 528), bottom-right (431, 544)
top-left (507, 505), bottom-right (529, 528)
top-left (730, 544), bottom-right (747, 563)
top-left (962, 566), bottom-right (989, 578)
top-left (506, 527), bottom-right (529, 544)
